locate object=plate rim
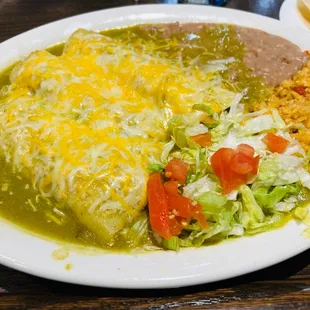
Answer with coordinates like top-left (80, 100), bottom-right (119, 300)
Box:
top-left (0, 4), bottom-right (310, 289)
top-left (279, 0), bottom-right (310, 30)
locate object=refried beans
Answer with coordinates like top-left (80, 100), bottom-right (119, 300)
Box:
top-left (140, 23), bottom-right (308, 86)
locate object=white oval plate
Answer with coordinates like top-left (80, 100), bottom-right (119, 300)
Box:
top-left (280, 0), bottom-right (310, 31)
top-left (1, 4), bottom-right (310, 289)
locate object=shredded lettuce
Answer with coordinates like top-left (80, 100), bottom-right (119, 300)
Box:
top-left (253, 184), bottom-right (300, 210)
top-left (160, 140), bottom-right (175, 163)
top-left (243, 114), bottom-right (276, 135)
top-left (302, 228), bottom-right (310, 239)
top-left (245, 214), bottom-right (282, 235)
top-left (227, 92), bottom-right (244, 118)
top-left (213, 86), bottom-right (238, 110)
top-left (229, 223), bottom-right (244, 236)
top-left (167, 115), bottom-right (187, 148)
top-left (146, 87), bottom-right (310, 251)
top-left (121, 215), bottom-right (149, 248)
top-left (183, 176), bottom-right (217, 199)
top-left (293, 206), bottom-right (309, 221)
top-left (197, 191), bottom-right (227, 214)
top-left (239, 185), bottom-right (264, 229)
top-left (167, 114), bottom-right (209, 149)
top-left (162, 236), bottom-right (180, 251)
top-left (185, 124), bottom-right (208, 137)
top-left (192, 104), bottom-right (216, 115)
top-left (271, 109), bottom-right (286, 129)
top-left (253, 155), bottom-right (302, 188)
top-left (190, 202), bottom-right (239, 246)
top-left (147, 163), bottom-right (164, 172)
top-left (226, 190), bottom-right (238, 201)
top-left (296, 167), bottom-right (310, 189)
top-left (275, 196), bottom-right (297, 212)
top-left (213, 130), bottom-right (266, 153)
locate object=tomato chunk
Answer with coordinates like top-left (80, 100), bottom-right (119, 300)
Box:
top-left (168, 217), bottom-right (183, 236)
top-left (293, 86), bottom-right (306, 96)
top-left (192, 204), bottom-right (208, 229)
top-left (210, 145), bottom-right (260, 194)
top-left (164, 180), bottom-right (179, 195)
top-left (230, 152), bottom-right (253, 175)
top-left (147, 173), bottom-right (170, 239)
top-left (191, 133), bottom-right (212, 147)
top-left (148, 173), bottom-right (208, 238)
top-left (164, 180), bottom-right (208, 231)
top-left (166, 192), bottom-right (207, 229)
top-left (210, 148), bottom-right (235, 179)
top-left (221, 169), bottom-right (247, 195)
top-left (210, 148), bottom-right (241, 194)
top-left (237, 144), bottom-right (254, 158)
top-left (263, 133), bottom-right (290, 153)
top-left (165, 158), bottom-right (189, 183)
top-left (166, 193), bottom-right (193, 219)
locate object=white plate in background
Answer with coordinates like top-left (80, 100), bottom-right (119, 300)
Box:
top-left (280, 0), bottom-right (310, 30)
top-left (0, 4), bottom-right (310, 289)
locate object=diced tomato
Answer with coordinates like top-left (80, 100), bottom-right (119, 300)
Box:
top-left (148, 173), bottom-right (208, 239)
top-left (164, 180), bottom-right (179, 195)
top-left (210, 144), bottom-right (260, 194)
top-left (230, 152), bottom-right (253, 174)
top-left (192, 204), bottom-right (208, 229)
top-left (166, 193), bottom-right (192, 218)
top-left (293, 86), bottom-right (306, 96)
top-left (147, 173), bottom-right (171, 239)
top-left (210, 148), bottom-right (235, 179)
top-left (191, 133), bottom-right (212, 147)
top-left (210, 148), bottom-right (240, 194)
top-left (164, 182), bottom-right (207, 231)
top-left (165, 158), bottom-right (189, 183)
top-left (237, 144), bottom-right (254, 158)
top-left (166, 192), bottom-right (207, 229)
top-left (221, 169), bottom-right (247, 195)
top-left (263, 133), bottom-right (290, 153)
top-left (168, 217), bottom-right (183, 236)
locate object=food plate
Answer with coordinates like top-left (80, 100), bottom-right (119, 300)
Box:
top-left (0, 4), bottom-right (310, 289)
top-left (280, 0), bottom-right (310, 30)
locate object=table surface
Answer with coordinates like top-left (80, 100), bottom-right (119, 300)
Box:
top-left (1, 0), bottom-right (310, 309)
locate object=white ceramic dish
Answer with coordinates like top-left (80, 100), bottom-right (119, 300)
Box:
top-left (0, 4), bottom-right (310, 289)
top-left (280, 0), bottom-right (310, 30)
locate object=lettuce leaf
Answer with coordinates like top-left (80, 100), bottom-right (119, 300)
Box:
top-left (296, 167), bottom-right (310, 189)
top-left (243, 114), bottom-right (276, 135)
top-left (253, 155), bottom-right (302, 188)
top-left (190, 202), bottom-right (239, 246)
top-left (183, 176), bottom-right (217, 199)
top-left (245, 213), bottom-right (282, 235)
top-left (253, 183), bottom-right (300, 210)
top-left (239, 185), bottom-right (264, 229)
top-left (162, 236), bottom-right (180, 251)
top-left (212, 130), bottom-right (266, 153)
top-left (197, 191), bottom-right (228, 215)
top-left (229, 223), bottom-right (244, 236)
top-left (168, 114), bottom-right (210, 149)
top-left (160, 140), bottom-right (175, 163)
top-left (120, 214), bottom-right (149, 248)
top-left (147, 163), bottom-right (164, 172)
top-left (275, 196), bottom-right (297, 212)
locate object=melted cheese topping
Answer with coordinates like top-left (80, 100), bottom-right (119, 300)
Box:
top-left (0, 29), bottom-right (237, 244)
top-left (64, 29), bottom-right (236, 116)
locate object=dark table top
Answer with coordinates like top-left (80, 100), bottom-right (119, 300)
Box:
top-left (1, 0), bottom-right (310, 309)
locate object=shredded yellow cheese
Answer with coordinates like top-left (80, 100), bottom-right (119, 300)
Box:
top-left (0, 29), bottom-right (237, 244)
